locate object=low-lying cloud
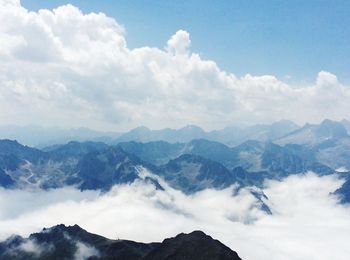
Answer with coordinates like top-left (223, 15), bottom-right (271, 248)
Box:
top-left (0, 172), bottom-right (349, 260)
top-left (0, 1), bottom-right (350, 131)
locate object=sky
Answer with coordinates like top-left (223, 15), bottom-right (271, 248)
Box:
top-left (21, 0), bottom-right (350, 82)
top-left (0, 0), bottom-right (349, 131)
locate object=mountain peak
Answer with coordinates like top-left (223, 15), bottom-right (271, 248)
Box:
top-left (0, 139), bottom-right (21, 147)
top-left (149, 229), bottom-right (242, 260)
top-left (173, 230), bottom-right (208, 240)
top-left (276, 119), bottom-right (348, 147)
top-left (42, 224), bottom-right (83, 233)
top-left (320, 118), bottom-right (338, 125)
top-left (318, 119), bottom-right (348, 138)
top-left (131, 126), bottom-right (151, 132)
top-left (180, 124), bottom-right (204, 131)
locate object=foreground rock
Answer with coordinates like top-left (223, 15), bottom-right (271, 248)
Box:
top-left (0, 224), bottom-right (242, 260)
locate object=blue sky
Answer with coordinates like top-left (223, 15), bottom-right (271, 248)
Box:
top-left (22, 0), bottom-right (350, 83)
top-left (1, 0), bottom-right (350, 130)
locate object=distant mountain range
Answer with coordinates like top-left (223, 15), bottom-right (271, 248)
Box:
top-left (0, 120), bottom-right (299, 148)
top-left (276, 119), bottom-right (350, 170)
top-left (0, 125), bottom-right (121, 148)
top-left (0, 224), bottom-right (241, 260)
top-left (3, 119), bottom-right (350, 149)
top-left (114, 120), bottom-right (300, 146)
top-left (0, 119), bottom-right (350, 205)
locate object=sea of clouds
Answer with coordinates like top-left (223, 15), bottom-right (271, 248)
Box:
top-left (0, 171), bottom-right (350, 260)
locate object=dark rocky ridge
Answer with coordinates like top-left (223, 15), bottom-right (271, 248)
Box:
top-left (0, 224), bottom-right (242, 260)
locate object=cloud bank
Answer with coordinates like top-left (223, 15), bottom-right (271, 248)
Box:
top-left (0, 0), bottom-right (350, 131)
top-left (0, 172), bottom-right (349, 260)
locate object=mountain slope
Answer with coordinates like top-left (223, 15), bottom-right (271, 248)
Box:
top-left (276, 119), bottom-right (348, 147)
top-left (118, 141), bottom-right (184, 165)
top-left (46, 141), bottom-right (109, 160)
top-left (315, 138), bottom-right (350, 170)
top-left (219, 120), bottom-right (299, 146)
top-left (118, 139), bottom-right (237, 169)
top-left (158, 154), bottom-right (238, 193)
top-left (0, 168), bottom-right (14, 188)
top-left (275, 120), bottom-right (350, 169)
top-left (144, 230), bottom-right (241, 260)
top-left (231, 141), bottom-right (333, 177)
top-left (341, 119), bottom-right (350, 135)
top-left (119, 138), bottom-right (333, 179)
top-left (0, 224), bottom-right (242, 260)
top-left (0, 139), bottom-right (45, 164)
top-left (0, 140), bottom-right (156, 191)
top-left (335, 174), bottom-right (350, 204)
top-left (76, 146), bottom-right (155, 191)
top-left (116, 125), bottom-right (207, 144)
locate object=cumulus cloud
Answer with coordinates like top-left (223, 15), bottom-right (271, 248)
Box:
top-left (0, 172), bottom-right (349, 260)
top-left (166, 30), bottom-right (191, 55)
top-left (317, 71), bottom-right (339, 87)
top-left (0, 1), bottom-right (349, 131)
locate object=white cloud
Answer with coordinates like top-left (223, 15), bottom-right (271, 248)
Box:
top-left (74, 241), bottom-right (99, 260)
top-left (166, 30), bottom-right (191, 55)
top-left (0, 172), bottom-right (349, 260)
top-left (317, 70), bottom-right (339, 87)
top-left (19, 239), bottom-right (45, 256)
top-left (0, 1), bottom-right (349, 131)
top-left (0, 0), bottom-right (20, 7)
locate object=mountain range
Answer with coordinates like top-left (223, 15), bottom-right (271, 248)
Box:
top-left (2, 119), bottom-right (350, 150)
top-left (108, 120), bottom-right (301, 147)
top-left (0, 224), bottom-right (241, 260)
top-left (0, 120), bottom-right (299, 148)
top-left (0, 119), bottom-right (350, 203)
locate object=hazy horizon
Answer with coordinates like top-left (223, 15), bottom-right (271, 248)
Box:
top-left (1, 117), bottom-right (350, 134)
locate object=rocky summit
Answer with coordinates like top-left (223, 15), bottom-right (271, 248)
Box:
top-left (0, 224), bottom-right (242, 260)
